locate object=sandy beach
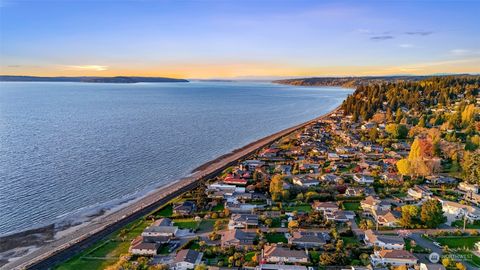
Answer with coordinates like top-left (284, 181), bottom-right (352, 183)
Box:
top-left (2, 106), bottom-right (340, 270)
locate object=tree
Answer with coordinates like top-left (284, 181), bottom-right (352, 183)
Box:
top-left (396, 159), bottom-right (411, 177)
top-left (421, 199), bottom-right (446, 228)
top-left (288, 220), bottom-right (299, 229)
top-left (400, 205), bottom-right (420, 228)
top-left (442, 257), bottom-right (452, 268)
top-left (456, 262), bottom-right (467, 270)
top-left (386, 123), bottom-right (409, 139)
top-left (461, 104), bottom-right (476, 126)
top-left (462, 151), bottom-right (480, 184)
top-left (264, 218), bottom-right (273, 227)
top-left (194, 264), bottom-right (207, 270)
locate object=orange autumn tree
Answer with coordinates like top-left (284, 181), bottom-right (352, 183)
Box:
top-left (397, 137), bottom-right (441, 177)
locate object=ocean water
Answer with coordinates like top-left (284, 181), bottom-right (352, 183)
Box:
top-left (0, 81), bottom-right (352, 235)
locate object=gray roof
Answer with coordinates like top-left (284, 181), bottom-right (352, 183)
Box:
top-left (175, 249), bottom-right (202, 264)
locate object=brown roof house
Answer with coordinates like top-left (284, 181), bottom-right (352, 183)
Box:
top-left (370, 249), bottom-right (418, 267)
top-left (262, 244), bottom-right (309, 264)
top-left (129, 236), bottom-right (159, 256)
top-left (288, 230), bottom-right (330, 248)
top-left (221, 229), bottom-right (257, 248)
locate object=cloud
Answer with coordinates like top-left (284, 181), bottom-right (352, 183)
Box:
top-left (405, 31), bottom-right (433, 36)
top-left (7, 65), bottom-right (21, 68)
top-left (62, 65), bottom-right (108, 71)
top-left (370, 35), bottom-right (394, 41)
top-left (450, 49), bottom-right (470, 56)
top-left (399, 44), bottom-right (414, 48)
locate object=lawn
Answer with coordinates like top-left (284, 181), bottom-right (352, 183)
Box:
top-left (435, 236), bottom-right (480, 249)
top-left (154, 204), bottom-right (173, 218)
top-left (55, 219), bottom-right (150, 270)
top-left (198, 219), bottom-right (215, 233)
top-left (342, 202), bottom-right (361, 211)
top-left (173, 218), bottom-right (198, 230)
top-left (284, 204), bottom-right (312, 212)
top-left (245, 252), bottom-right (257, 262)
top-left (341, 236), bottom-right (360, 245)
top-left (404, 238), bottom-right (431, 253)
top-left (265, 233), bottom-right (288, 243)
top-left (212, 204), bottom-right (224, 211)
top-left (451, 220), bottom-right (480, 229)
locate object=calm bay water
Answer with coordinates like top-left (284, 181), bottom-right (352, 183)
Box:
top-left (0, 81), bottom-right (351, 235)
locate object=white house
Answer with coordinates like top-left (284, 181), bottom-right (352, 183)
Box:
top-left (262, 244), bottom-right (309, 264)
top-left (370, 250), bottom-right (417, 267)
top-left (129, 237), bottom-right (159, 256)
top-left (364, 230), bottom-right (404, 250)
top-left (441, 200), bottom-right (480, 224)
top-left (292, 175), bottom-right (319, 187)
top-left (407, 185), bottom-right (432, 200)
top-left (174, 249), bottom-right (203, 270)
top-left (459, 182), bottom-right (479, 194)
top-left (353, 174), bottom-right (374, 184)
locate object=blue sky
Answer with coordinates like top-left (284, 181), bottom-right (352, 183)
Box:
top-left (0, 0), bottom-right (479, 78)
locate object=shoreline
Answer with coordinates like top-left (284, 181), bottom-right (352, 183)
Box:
top-left (2, 105), bottom-right (341, 270)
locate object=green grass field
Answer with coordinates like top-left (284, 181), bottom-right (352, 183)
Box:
top-left (341, 236), bottom-right (360, 245)
top-left (197, 219), bottom-right (215, 233)
top-left (342, 202), bottom-right (361, 211)
top-left (284, 204), bottom-right (312, 212)
top-left (435, 236), bottom-right (480, 249)
top-left (173, 218), bottom-right (198, 229)
top-left (265, 233), bottom-right (288, 243)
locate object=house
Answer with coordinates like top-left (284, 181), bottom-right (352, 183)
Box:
top-left (321, 173), bottom-right (342, 183)
top-left (345, 187), bottom-right (363, 197)
top-left (141, 218), bottom-right (178, 243)
top-left (242, 160), bottom-right (265, 171)
top-left (288, 230), bottom-right (330, 248)
top-left (426, 175), bottom-right (457, 185)
top-left (228, 214), bottom-right (259, 230)
top-left (361, 196), bottom-right (391, 213)
top-left (173, 201), bottom-right (196, 215)
top-left (312, 201), bottom-right (339, 214)
top-left (419, 263), bottom-right (446, 270)
top-left (174, 249), bottom-right (203, 270)
top-left (407, 185), bottom-right (432, 200)
top-left (370, 249), bottom-right (418, 267)
top-left (129, 236), bottom-right (159, 256)
top-left (292, 175), bottom-right (318, 187)
top-left (225, 202), bottom-right (263, 213)
top-left (259, 148), bottom-right (281, 158)
top-left (361, 122), bottom-right (376, 130)
top-left (459, 182), bottom-right (479, 194)
top-left (221, 229), bottom-right (256, 248)
top-left (325, 210), bottom-right (356, 222)
top-left (256, 264), bottom-right (307, 270)
top-left (223, 175), bottom-right (248, 186)
top-left (375, 210), bottom-right (400, 227)
top-left (353, 174), bottom-right (374, 184)
top-left (364, 230), bottom-right (404, 250)
top-left (262, 244), bottom-right (309, 264)
top-left (327, 153), bottom-right (340, 161)
top-left (441, 200), bottom-right (480, 223)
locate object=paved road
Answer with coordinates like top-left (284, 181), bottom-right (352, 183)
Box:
top-left (2, 108), bottom-right (340, 270)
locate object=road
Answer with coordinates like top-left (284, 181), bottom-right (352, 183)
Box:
top-left (2, 108), bottom-right (340, 270)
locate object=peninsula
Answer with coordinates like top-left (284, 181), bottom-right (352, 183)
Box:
top-left (0, 76), bottom-right (189, 83)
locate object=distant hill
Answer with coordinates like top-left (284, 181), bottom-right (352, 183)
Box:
top-left (0, 76), bottom-right (189, 83)
top-left (274, 75), bottom-right (442, 88)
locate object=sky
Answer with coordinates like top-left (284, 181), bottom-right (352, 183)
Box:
top-left (0, 0), bottom-right (479, 79)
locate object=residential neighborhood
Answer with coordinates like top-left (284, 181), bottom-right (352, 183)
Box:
top-left (98, 77), bottom-right (479, 270)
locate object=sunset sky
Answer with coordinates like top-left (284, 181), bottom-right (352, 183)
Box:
top-left (0, 0), bottom-right (479, 79)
